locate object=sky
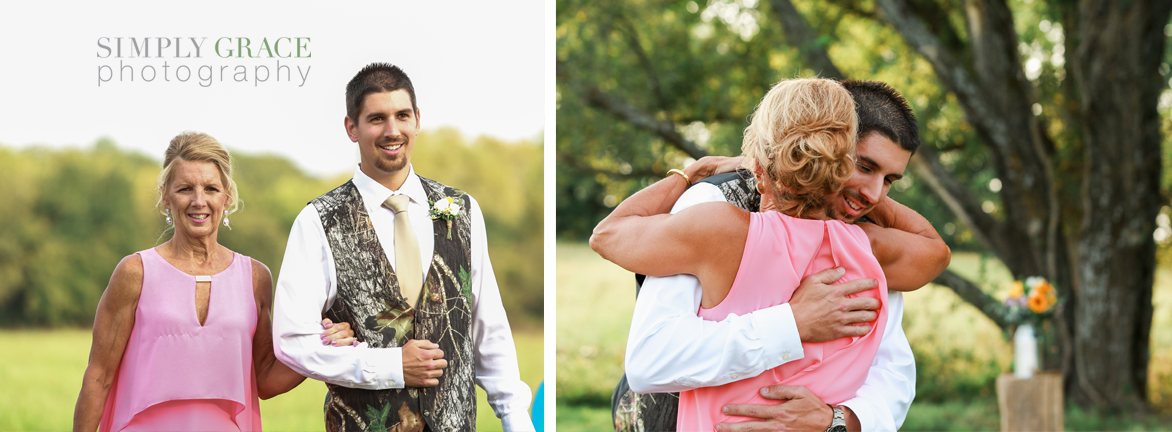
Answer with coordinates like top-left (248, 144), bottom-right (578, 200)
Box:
top-left (0, 1), bottom-right (545, 177)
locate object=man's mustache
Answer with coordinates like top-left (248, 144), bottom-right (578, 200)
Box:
top-left (378, 136), bottom-right (408, 146)
top-left (842, 188), bottom-right (873, 210)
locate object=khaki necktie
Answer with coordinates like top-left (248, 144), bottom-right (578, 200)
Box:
top-left (384, 194), bottom-right (423, 307)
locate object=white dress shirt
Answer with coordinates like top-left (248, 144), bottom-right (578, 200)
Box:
top-left (272, 165), bottom-right (535, 431)
top-left (624, 182), bottom-right (916, 431)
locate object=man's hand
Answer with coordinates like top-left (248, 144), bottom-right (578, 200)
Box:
top-left (791, 267), bottom-right (880, 342)
top-left (684, 156), bottom-right (745, 184)
top-left (403, 339), bottom-right (447, 387)
top-left (716, 385), bottom-right (838, 432)
top-left (320, 318), bottom-right (357, 346)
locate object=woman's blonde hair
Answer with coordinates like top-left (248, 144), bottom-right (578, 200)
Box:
top-left (155, 131), bottom-right (241, 217)
top-left (741, 78), bottom-right (858, 218)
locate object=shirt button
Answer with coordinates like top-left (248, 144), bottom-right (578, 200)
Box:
top-left (782, 353), bottom-right (790, 361)
top-left (731, 373), bottom-right (738, 379)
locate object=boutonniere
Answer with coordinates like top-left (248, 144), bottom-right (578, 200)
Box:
top-left (428, 196), bottom-right (461, 239)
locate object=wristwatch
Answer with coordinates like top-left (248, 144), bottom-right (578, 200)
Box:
top-left (825, 405), bottom-right (847, 432)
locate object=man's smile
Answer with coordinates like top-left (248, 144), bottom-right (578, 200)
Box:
top-left (379, 142), bottom-right (406, 153)
top-left (842, 194), bottom-right (866, 217)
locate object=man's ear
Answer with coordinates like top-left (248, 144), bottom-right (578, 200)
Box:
top-left (414, 109), bottom-right (421, 130)
top-left (344, 116), bottom-right (359, 143)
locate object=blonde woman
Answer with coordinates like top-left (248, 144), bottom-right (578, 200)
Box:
top-left (74, 132), bottom-right (355, 432)
top-left (591, 78), bottom-right (899, 430)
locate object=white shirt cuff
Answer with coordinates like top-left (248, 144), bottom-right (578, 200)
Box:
top-left (840, 397), bottom-right (892, 432)
top-left (499, 410), bottom-right (536, 431)
top-left (750, 303), bottom-right (805, 365)
top-left (360, 344), bottom-right (404, 389)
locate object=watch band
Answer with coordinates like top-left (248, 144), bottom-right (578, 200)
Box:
top-left (825, 405), bottom-right (847, 432)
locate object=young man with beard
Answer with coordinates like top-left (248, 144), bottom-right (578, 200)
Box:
top-left (273, 63), bottom-right (535, 431)
top-left (611, 80), bottom-right (949, 432)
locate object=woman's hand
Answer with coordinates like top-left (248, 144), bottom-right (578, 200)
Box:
top-left (859, 196), bottom-right (951, 291)
top-left (320, 318), bottom-right (357, 346)
top-left (683, 156), bottom-right (744, 184)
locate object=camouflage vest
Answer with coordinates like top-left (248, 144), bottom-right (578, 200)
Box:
top-left (613, 171), bottom-right (758, 432)
top-left (313, 178), bottom-right (476, 432)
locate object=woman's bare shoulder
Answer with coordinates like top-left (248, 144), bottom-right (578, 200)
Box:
top-left (107, 253), bottom-right (145, 300)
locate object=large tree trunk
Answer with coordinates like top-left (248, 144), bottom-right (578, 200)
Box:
top-left (1067, 0), bottom-right (1171, 410)
top-left (873, 0), bottom-right (1171, 410)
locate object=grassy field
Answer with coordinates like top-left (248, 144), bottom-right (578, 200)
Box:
top-left (0, 329), bottom-right (542, 431)
top-left (555, 241), bottom-right (1172, 430)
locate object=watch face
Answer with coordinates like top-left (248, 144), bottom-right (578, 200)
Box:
top-left (830, 426), bottom-right (848, 432)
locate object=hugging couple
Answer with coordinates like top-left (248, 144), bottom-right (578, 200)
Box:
top-left (591, 78), bottom-right (951, 431)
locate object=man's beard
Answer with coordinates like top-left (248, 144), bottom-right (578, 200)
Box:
top-left (829, 189), bottom-right (871, 224)
top-left (373, 137), bottom-right (409, 173)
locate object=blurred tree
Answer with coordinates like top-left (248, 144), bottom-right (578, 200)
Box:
top-left (557, 0), bottom-right (1172, 411)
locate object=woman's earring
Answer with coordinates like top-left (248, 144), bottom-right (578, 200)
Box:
top-left (756, 181), bottom-right (765, 195)
top-left (165, 209), bottom-right (173, 226)
top-left (222, 210), bottom-right (230, 227)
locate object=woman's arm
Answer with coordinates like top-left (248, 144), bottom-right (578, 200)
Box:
top-left (73, 255), bottom-right (144, 432)
top-left (859, 196), bottom-right (951, 291)
top-left (252, 259), bottom-right (307, 399)
top-left (251, 259), bottom-right (356, 399)
top-left (590, 175), bottom-right (749, 302)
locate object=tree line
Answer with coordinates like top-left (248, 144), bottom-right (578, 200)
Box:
top-left (0, 129), bottom-right (543, 329)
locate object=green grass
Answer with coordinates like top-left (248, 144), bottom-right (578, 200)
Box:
top-left (555, 241), bottom-right (1172, 429)
top-left (555, 402), bottom-right (614, 431)
top-left (555, 242), bottom-right (635, 406)
top-left (0, 329), bottom-right (542, 431)
top-left (0, 330), bottom-right (91, 430)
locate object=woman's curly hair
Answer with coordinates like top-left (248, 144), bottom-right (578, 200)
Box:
top-left (741, 78), bottom-right (858, 218)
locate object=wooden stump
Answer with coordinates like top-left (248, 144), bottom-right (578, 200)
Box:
top-left (996, 373), bottom-right (1064, 431)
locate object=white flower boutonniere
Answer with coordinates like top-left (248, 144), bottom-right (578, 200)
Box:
top-left (428, 196), bottom-right (461, 239)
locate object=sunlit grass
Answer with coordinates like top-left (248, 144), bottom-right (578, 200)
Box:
top-left (0, 329), bottom-right (542, 431)
top-left (555, 242), bottom-right (635, 406)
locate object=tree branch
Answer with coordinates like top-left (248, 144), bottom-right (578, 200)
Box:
top-left (766, 0), bottom-right (845, 80)
top-left (556, 150), bottom-right (662, 179)
top-left (557, 60), bottom-right (709, 159)
top-left (613, 13), bottom-right (669, 110)
top-left (908, 144), bottom-right (1012, 256)
top-left (933, 269), bottom-right (1010, 330)
top-left (873, 0), bottom-right (1009, 153)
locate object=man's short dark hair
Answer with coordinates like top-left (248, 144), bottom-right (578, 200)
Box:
top-left (842, 80), bottom-right (921, 154)
top-left (346, 63), bottom-right (418, 122)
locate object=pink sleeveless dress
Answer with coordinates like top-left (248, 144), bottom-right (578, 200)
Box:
top-left (99, 248), bottom-right (263, 432)
top-left (676, 212), bottom-right (888, 430)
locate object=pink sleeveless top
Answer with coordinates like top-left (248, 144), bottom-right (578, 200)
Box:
top-left (677, 212), bottom-right (888, 430)
top-left (99, 248), bottom-right (262, 432)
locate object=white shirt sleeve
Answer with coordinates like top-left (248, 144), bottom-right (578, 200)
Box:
top-left (466, 196), bottom-right (536, 431)
top-left (838, 291), bottom-right (916, 431)
top-left (272, 204), bottom-right (405, 389)
top-left (624, 183), bottom-right (805, 393)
